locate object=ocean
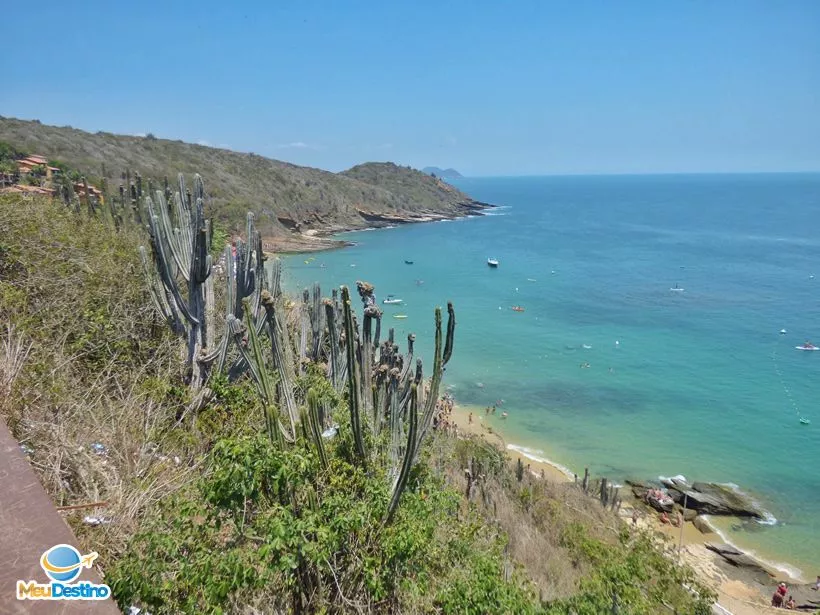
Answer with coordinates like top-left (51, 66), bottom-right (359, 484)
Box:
top-left (281, 173), bottom-right (820, 578)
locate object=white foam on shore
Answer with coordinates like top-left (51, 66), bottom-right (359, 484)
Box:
top-left (699, 515), bottom-right (805, 582)
top-left (716, 482), bottom-right (778, 526)
top-left (658, 477), bottom-right (778, 526)
top-left (506, 444), bottom-right (576, 481)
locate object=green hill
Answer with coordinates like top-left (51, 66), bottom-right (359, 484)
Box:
top-left (0, 117), bottom-right (489, 250)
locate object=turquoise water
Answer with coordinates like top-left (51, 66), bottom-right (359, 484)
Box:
top-left (282, 174), bottom-right (820, 577)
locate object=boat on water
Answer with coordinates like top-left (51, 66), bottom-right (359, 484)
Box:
top-left (780, 329), bottom-right (787, 335)
top-left (404, 260), bottom-right (414, 265)
top-left (487, 258), bottom-right (499, 268)
top-left (511, 306), bottom-right (525, 312)
top-left (799, 417), bottom-right (811, 425)
top-left (393, 314), bottom-right (408, 319)
top-left (382, 295), bottom-right (403, 305)
top-left (796, 342), bottom-right (819, 351)
top-left (670, 283), bottom-right (684, 292)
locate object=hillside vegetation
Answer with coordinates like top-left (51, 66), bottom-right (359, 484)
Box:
top-left (0, 193), bottom-right (715, 614)
top-left (0, 117), bottom-right (488, 248)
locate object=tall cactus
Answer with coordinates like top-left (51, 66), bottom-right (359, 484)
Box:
top-left (341, 286), bottom-right (367, 464)
top-left (142, 175), bottom-right (214, 388)
top-left (336, 280), bottom-right (456, 520)
top-left (227, 301), bottom-right (287, 445)
top-left (305, 389), bottom-right (328, 470)
top-left (386, 384), bottom-right (418, 524)
top-left (141, 174), bottom-right (273, 390)
top-left (261, 290), bottom-right (299, 431)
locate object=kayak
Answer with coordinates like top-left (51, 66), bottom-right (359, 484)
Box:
top-left (795, 346), bottom-right (820, 351)
top-left (393, 314), bottom-right (408, 319)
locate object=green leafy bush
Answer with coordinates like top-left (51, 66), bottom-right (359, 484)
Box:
top-left (108, 432), bottom-right (539, 614)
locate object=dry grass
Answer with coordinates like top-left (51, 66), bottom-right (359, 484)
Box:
top-left (0, 193), bottom-right (196, 560)
top-left (433, 434), bottom-right (625, 602)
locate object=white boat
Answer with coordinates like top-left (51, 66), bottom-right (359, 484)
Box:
top-left (487, 258), bottom-right (499, 268)
top-left (670, 283), bottom-right (684, 292)
top-left (796, 343), bottom-right (819, 351)
top-left (382, 295), bottom-right (403, 305)
top-left (780, 329), bottom-right (787, 335)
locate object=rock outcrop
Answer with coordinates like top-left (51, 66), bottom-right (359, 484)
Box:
top-left (705, 543), bottom-right (774, 584)
top-left (660, 478), bottom-right (764, 519)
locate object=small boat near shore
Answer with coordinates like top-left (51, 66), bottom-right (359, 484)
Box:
top-left (393, 314), bottom-right (408, 319)
top-left (404, 260), bottom-right (414, 265)
top-left (799, 417), bottom-right (811, 425)
top-left (511, 306), bottom-right (525, 312)
top-left (487, 258), bottom-right (499, 268)
top-left (670, 283), bottom-right (684, 292)
top-left (796, 342), bottom-right (819, 351)
top-left (383, 295), bottom-right (403, 305)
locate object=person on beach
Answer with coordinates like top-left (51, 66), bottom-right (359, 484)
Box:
top-left (468, 412), bottom-right (473, 424)
top-left (785, 595), bottom-right (796, 609)
top-left (771, 591), bottom-right (783, 608)
top-left (777, 582), bottom-right (787, 598)
top-left (632, 509), bottom-right (639, 526)
top-left (660, 512), bottom-right (670, 524)
top-left (813, 575), bottom-right (820, 590)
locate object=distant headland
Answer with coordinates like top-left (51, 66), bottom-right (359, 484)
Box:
top-left (422, 166), bottom-right (463, 179)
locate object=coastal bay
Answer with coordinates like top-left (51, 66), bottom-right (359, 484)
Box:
top-left (282, 173), bottom-right (820, 586)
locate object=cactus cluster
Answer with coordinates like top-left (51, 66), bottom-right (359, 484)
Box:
top-left (140, 172), bottom-right (456, 519)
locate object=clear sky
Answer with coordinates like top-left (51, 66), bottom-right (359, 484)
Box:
top-left (1, 1), bottom-right (818, 176)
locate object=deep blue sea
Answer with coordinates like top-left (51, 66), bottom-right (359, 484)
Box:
top-left (282, 174), bottom-right (820, 577)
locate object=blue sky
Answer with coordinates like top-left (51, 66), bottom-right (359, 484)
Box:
top-left (1, 1), bottom-right (818, 175)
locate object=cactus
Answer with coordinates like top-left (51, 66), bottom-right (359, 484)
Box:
top-left (341, 286), bottom-right (367, 464)
top-left (310, 283), bottom-right (324, 362)
top-left (298, 288), bottom-right (309, 373)
top-left (324, 299), bottom-right (343, 392)
top-left (305, 389), bottom-right (328, 470)
top-left (385, 383), bottom-right (418, 524)
top-left (226, 299), bottom-right (288, 445)
top-left (261, 291), bottom-right (299, 431)
top-left (141, 173), bottom-right (216, 388)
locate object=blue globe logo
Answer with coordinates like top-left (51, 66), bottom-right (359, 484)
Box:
top-left (40, 544), bottom-right (82, 583)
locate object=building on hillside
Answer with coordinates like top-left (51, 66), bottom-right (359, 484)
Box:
top-left (73, 181), bottom-right (104, 203)
top-left (17, 155), bottom-right (61, 181)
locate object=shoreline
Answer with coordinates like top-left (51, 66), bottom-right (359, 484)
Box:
top-left (448, 403), bottom-right (809, 613)
top-left (263, 200), bottom-right (495, 255)
top-left (274, 209), bottom-right (813, 611)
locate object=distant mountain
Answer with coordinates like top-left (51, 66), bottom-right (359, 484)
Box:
top-left (0, 117), bottom-right (489, 251)
top-left (422, 167), bottom-right (463, 179)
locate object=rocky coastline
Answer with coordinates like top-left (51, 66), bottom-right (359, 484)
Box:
top-left (450, 404), bottom-right (817, 613)
top-left (263, 198), bottom-right (495, 254)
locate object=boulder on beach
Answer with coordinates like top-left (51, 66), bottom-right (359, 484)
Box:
top-left (692, 515), bottom-right (714, 534)
top-left (705, 543), bottom-right (774, 584)
top-left (660, 479), bottom-right (764, 519)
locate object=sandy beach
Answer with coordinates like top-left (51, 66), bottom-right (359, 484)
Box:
top-left (447, 403), bottom-right (808, 614)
